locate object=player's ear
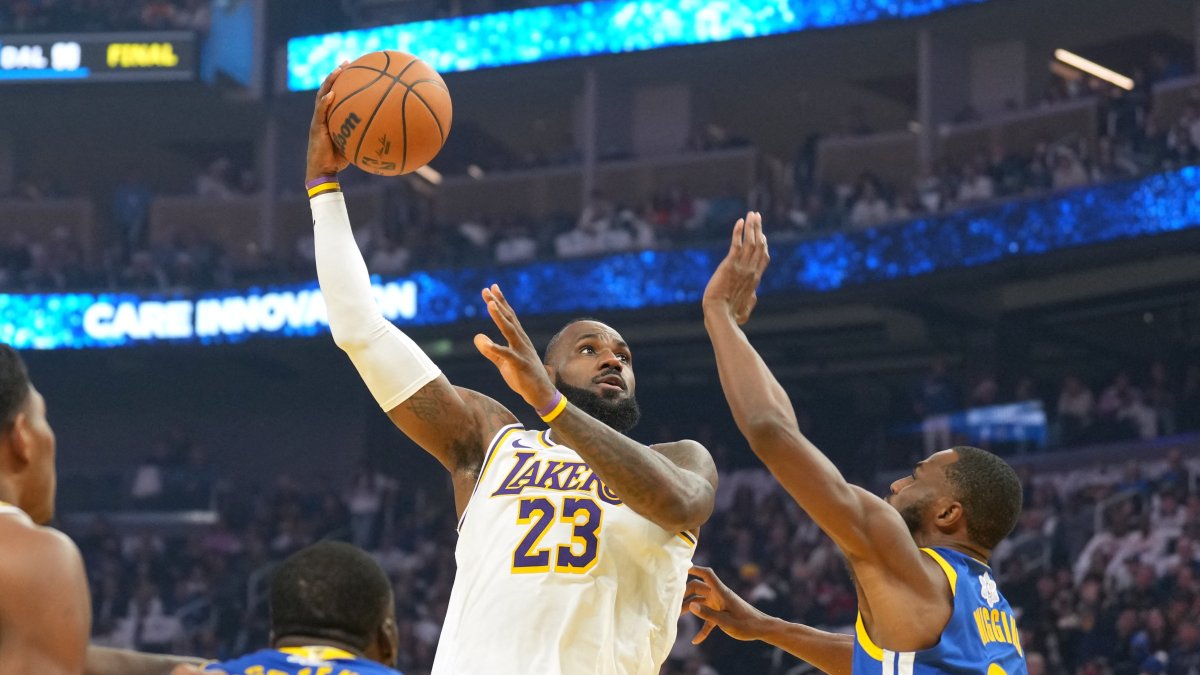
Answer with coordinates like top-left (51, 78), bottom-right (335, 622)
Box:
top-left (6, 412), bottom-right (33, 469)
top-left (378, 616), bottom-right (399, 666)
top-left (934, 498), bottom-right (964, 532)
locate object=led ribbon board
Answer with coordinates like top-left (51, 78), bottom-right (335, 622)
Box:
top-left (0, 31), bottom-right (196, 83)
top-left (4, 168), bottom-right (1199, 350)
top-left (287, 0), bottom-right (993, 89)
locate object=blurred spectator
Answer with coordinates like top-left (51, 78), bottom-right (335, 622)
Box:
top-left (914, 358), bottom-right (958, 456)
top-left (195, 159), bottom-right (236, 200)
top-left (848, 177), bottom-right (892, 229)
top-left (113, 172), bottom-right (155, 258)
top-left (1056, 375), bottom-right (1095, 447)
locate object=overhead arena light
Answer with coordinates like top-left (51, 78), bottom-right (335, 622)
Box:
top-left (1054, 49), bottom-right (1134, 91)
top-left (415, 164), bottom-right (443, 185)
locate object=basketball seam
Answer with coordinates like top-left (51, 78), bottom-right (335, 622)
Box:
top-left (398, 86), bottom-right (412, 173)
top-left (328, 53), bottom-right (393, 121)
top-left (407, 84), bottom-right (446, 143)
top-left (353, 57), bottom-right (424, 166)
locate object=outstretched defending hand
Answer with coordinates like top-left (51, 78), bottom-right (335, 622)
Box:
top-left (684, 565), bottom-right (772, 645)
top-left (701, 211), bottom-right (769, 325)
top-left (474, 284), bottom-right (558, 412)
top-left (306, 61), bottom-right (352, 182)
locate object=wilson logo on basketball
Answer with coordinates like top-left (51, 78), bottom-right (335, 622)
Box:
top-left (332, 112), bottom-right (361, 153)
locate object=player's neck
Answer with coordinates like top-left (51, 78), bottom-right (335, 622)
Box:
top-left (0, 478), bottom-right (22, 512)
top-left (273, 636), bottom-right (367, 659)
top-left (917, 533), bottom-right (992, 565)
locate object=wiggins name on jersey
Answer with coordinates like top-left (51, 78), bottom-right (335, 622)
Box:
top-left (432, 425), bottom-right (697, 675)
top-left (853, 547), bottom-right (1027, 675)
top-left (206, 646), bottom-right (402, 675)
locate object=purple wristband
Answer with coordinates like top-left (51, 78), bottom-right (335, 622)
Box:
top-left (536, 390), bottom-right (563, 418)
top-left (305, 175), bottom-right (338, 189)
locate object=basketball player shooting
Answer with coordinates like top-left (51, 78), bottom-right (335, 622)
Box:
top-left (687, 213), bottom-right (1028, 674)
top-left (308, 65), bottom-right (717, 674)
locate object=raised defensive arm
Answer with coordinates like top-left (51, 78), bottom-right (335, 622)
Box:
top-left (700, 214), bottom-right (922, 566)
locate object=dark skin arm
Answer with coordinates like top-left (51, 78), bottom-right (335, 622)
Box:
top-left (85, 647), bottom-right (206, 675)
top-left (306, 64), bottom-right (517, 508)
top-left (0, 525), bottom-right (90, 675)
top-left (473, 284), bottom-right (717, 532)
top-left (701, 213), bottom-right (950, 651)
top-left (684, 566), bottom-right (853, 675)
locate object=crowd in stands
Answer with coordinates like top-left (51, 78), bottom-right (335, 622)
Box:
top-left (0, 0), bottom-right (210, 34)
top-left (68, 412), bottom-right (1200, 674)
top-left (786, 76), bottom-right (1198, 233)
top-left (905, 358), bottom-right (1200, 464)
top-left (2, 63), bottom-right (1198, 293)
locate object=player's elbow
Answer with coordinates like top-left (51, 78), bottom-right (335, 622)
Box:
top-left (329, 313), bottom-right (387, 352)
top-left (655, 489), bottom-right (714, 533)
top-left (740, 414), bottom-right (799, 451)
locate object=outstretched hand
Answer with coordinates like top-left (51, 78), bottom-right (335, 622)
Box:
top-left (683, 565), bottom-right (771, 645)
top-left (306, 61), bottom-right (352, 182)
top-left (701, 211), bottom-right (769, 325)
top-left (474, 284), bottom-right (558, 411)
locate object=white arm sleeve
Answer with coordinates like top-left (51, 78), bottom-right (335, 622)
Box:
top-left (311, 191), bottom-right (441, 410)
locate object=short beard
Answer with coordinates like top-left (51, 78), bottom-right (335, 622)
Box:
top-left (555, 375), bottom-right (641, 434)
top-left (898, 494), bottom-right (933, 535)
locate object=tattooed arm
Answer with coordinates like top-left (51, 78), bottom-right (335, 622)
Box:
top-left (388, 383), bottom-right (518, 482)
top-left (547, 408), bottom-right (716, 531)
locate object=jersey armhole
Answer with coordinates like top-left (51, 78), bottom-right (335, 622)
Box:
top-left (456, 423), bottom-right (524, 532)
top-left (919, 547), bottom-right (959, 597)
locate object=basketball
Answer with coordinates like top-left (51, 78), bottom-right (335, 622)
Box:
top-left (326, 50), bottom-right (452, 176)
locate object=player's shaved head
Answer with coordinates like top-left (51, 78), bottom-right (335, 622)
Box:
top-left (270, 541), bottom-right (394, 654)
top-left (945, 446), bottom-right (1023, 550)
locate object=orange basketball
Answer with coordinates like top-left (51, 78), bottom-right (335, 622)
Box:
top-left (326, 50), bottom-right (452, 176)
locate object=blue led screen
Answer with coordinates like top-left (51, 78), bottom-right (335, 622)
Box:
top-left (287, 0), bottom-right (993, 89)
top-left (5, 168), bottom-right (1200, 350)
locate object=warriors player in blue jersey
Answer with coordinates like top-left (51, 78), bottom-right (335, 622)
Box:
top-left (202, 541), bottom-right (401, 675)
top-left (307, 65), bottom-right (716, 675)
top-left (688, 213), bottom-right (1027, 674)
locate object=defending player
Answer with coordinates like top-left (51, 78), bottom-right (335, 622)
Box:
top-left (0, 344), bottom-right (91, 675)
top-left (688, 213), bottom-right (1027, 674)
top-left (201, 541), bottom-right (401, 675)
top-left (307, 65), bottom-right (717, 674)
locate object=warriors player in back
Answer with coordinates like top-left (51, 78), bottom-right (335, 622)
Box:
top-left (203, 542), bottom-right (402, 675)
top-left (307, 66), bottom-right (716, 674)
top-left (0, 344), bottom-right (91, 675)
top-left (686, 213), bottom-right (1027, 674)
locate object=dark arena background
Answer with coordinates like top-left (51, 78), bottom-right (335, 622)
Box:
top-left (3, 1), bottom-right (1200, 673)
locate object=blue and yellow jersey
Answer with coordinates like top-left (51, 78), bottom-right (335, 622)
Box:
top-left (852, 547), bottom-right (1027, 675)
top-left (206, 646), bottom-right (402, 675)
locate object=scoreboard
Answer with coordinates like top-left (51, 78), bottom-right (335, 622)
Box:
top-left (0, 31), bottom-right (196, 83)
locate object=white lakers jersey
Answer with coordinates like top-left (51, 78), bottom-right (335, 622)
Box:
top-left (432, 425), bottom-right (697, 675)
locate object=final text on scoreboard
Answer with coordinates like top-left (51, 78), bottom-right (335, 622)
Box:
top-left (0, 31), bottom-right (196, 83)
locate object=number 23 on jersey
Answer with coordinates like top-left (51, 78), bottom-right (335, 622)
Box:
top-left (512, 496), bottom-right (602, 574)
